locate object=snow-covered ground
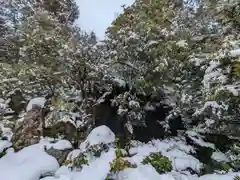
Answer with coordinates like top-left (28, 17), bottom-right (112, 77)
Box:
top-left (0, 125), bottom-right (239, 180)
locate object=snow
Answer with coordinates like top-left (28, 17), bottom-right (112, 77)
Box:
top-left (0, 140), bottom-right (12, 152)
top-left (0, 143), bottom-right (59, 180)
top-left (186, 130), bottom-right (215, 149)
top-left (0, 125), bottom-right (13, 141)
top-left (0, 129), bottom-right (240, 180)
top-left (96, 92), bottom-right (111, 104)
top-left (164, 149), bottom-right (202, 173)
top-left (193, 101), bottom-right (227, 119)
top-left (26, 97), bottom-right (46, 111)
top-left (58, 115), bottom-right (77, 128)
top-left (113, 77), bottom-right (126, 87)
top-left (190, 57), bottom-right (203, 66)
top-left (202, 60), bottom-right (227, 89)
top-left (225, 84), bottom-right (240, 96)
top-left (230, 48), bottom-right (240, 57)
top-left (0, 102), bottom-right (7, 115)
top-left (40, 175), bottom-right (70, 180)
top-left (127, 139), bottom-right (202, 173)
top-left (55, 148), bottom-right (116, 180)
top-left (211, 151), bottom-right (230, 162)
top-left (45, 140), bottom-right (73, 150)
top-left (144, 102), bottom-right (156, 111)
top-left (117, 165), bottom-right (176, 180)
top-left (67, 149), bottom-right (82, 160)
top-left (198, 172), bottom-right (240, 180)
top-left (129, 100), bottom-right (140, 108)
top-left (79, 125), bottom-right (115, 150)
top-left (176, 40), bottom-right (188, 48)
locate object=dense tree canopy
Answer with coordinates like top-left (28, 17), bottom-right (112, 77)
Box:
top-left (0, 0), bottom-right (239, 156)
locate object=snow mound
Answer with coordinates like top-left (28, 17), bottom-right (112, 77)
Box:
top-left (128, 138), bottom-right (202, 173)
top-left (79, 125), bottom-right (115, 150)
top-left (26, 97), bottom-right (46, 112)
top-left (55, 148), bottom-right (116, 180)
top-left (118, 165), bottom-right (176, 180)
top-left (0, 143), bottom-right (59, 180)
top-left (199, 172), bottom-right (240, 180)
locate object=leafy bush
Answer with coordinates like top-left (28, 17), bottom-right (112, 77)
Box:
top-left (142, 152), bottom-right (172, 174)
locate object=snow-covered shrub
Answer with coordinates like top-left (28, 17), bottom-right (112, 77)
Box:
top-left (87, 143), bottom-right (110, 157)
top-left (71, 153), bottom-right (89, 170)
top-left (142, 152), bottom-right (172, 174)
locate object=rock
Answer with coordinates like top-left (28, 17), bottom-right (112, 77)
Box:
top-left (132, 103), bottom-right (171, 142)
top-left (132, 123), bottom-right (165, 143)
top-left (168, 114), bottom-right (185, 136)
top-left (45, 147), bottom-right (72, 165)
top-left (7, 89), bottom-right (26, 115)
top-left (93, 93), bottom-right (129, 145)
top-left (43, 121), bottom-right (80, 147)
top-left (12, 105), bottom-right (42, 151)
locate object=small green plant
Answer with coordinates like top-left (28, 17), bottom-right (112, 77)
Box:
top-left (72, 153), bottom-right (89, 170)
top-left (142, 152), bottom-right (172, 174)
top-left (110, 157), bottom-right (136, 173)
top-left (107, 137), bottom-right (136, 179)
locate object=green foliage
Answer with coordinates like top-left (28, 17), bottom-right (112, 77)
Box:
top-left (233, 61), bottom-right (240, 76)
top-left (234, 175), bottom-right (240, 180)
top-left (108, 137), bottom-right (136, 175)
top-left (110, 157), bottom-right (136, 173)
top-left (72, 153), bottom-right (89, 169)
top-left (88, 143), bottom-right (110, 157)
top-left (142, 152), bottom-right (172, 174)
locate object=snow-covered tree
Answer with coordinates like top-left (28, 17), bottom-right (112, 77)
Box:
top-left (102, 0), bottom-right (240, 136)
